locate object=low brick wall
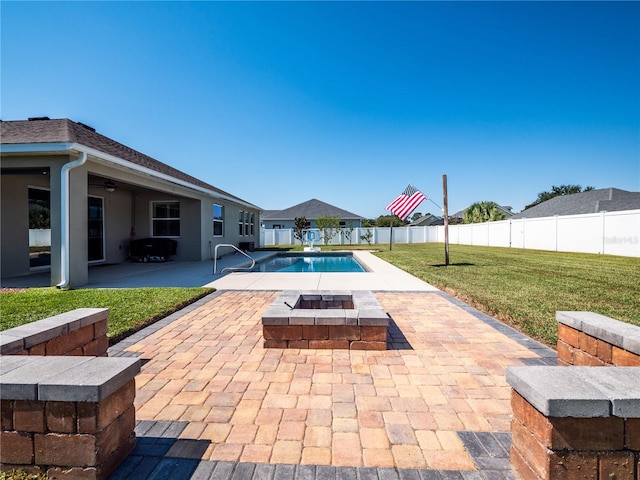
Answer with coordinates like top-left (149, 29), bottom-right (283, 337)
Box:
top-left (556, 311), bottom-right (640, 366)
top-left (507, 366), bottom-right (640, 480)
top-left (0, 308), bottom-right (109, 357)
top-left (1, 357), bottom-right (139, 479)
top-left (0, 309), bottom-right (140, 479)
top-left (263, 324), bottom-right (388, 350)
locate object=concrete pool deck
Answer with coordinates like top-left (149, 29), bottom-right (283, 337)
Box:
top-left (204, 251), bottom-right (440, 292)
top-left (1, 250), bottom-right (435, 291)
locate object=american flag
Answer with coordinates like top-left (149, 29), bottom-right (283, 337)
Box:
top-left (385, 184), bottom-right (427, 221)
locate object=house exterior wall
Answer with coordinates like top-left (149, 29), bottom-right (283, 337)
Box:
top-left (0, 169), bottom-right (32, 277)
top-left (1, 152), bottom-right (261, 286)
top-left (88, 188), bottom-right (131, 265)
top-left (68, 165), bottom-right (89, 287)
top-left (222, 203), bottom-right (259, 249)
top-left (179, 197), bottom-right (201, 261)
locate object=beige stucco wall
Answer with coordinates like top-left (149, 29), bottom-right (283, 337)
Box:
top-left (1, 169), bottom-right (32, 278)
top-left (67, 165), bottom-right (88, 287)
top-left (0, 155), bottom-right (66, 282)
top-left (206, 200), bottom-right (260, 258)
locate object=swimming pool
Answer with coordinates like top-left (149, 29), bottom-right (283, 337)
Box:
top-left (251, 252), bottom-right (367, 273)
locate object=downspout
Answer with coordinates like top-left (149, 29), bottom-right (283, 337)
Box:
top-left (56, 150), bottom-right (87, 289)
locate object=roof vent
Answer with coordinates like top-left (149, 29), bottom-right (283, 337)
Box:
top-left (28, 117), bottom-right (50, 121)
top-left (76, 122), bottom-right (96, 132)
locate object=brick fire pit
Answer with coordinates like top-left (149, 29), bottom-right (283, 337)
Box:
top-left (261, 291), bottom-right (389, 350)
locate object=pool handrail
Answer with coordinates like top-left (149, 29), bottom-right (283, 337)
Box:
top-left (213, 244), bottom-right (256, 274)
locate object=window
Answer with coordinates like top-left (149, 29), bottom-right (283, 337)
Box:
top-left (250, 213), bottom-right (255, 236)
top-left (28, 187), bottom-right (51, 269)
top-left (238, 210), bottom-right (253, 236)
top-left (152, 201), bottom-right (180, 237)
top-left (213, 204), bottom-right (224, 236)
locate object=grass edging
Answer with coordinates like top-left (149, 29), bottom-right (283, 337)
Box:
top-left (0, 287), bottom-right (215, 342)
top-left (107, 289), bottom-right (215, 345)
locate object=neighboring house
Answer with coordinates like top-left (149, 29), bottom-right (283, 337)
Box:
top-left (408, 213), bottom-right (443, 227)
top-left (261, 198), bottom-right (363, 229)
top-left (1, 118), bottom-right (261, 288)
top-left (511, 188), bottom-right (640, 219)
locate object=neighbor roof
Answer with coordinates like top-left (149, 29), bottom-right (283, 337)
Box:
top-left (408, 213), bottom-right (443, 226)
top-left (1, 118), bottom-right (257, 208)
top-left (262, 199), bottom-right (363, 220)
top-left (511, 188), bottom-right (640, 219)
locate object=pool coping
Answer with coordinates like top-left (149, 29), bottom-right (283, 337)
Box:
top-left (206, 251), bottom-right (440, 292)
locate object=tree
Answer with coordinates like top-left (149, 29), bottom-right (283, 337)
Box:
top-left (463, 201), bottom-right (507, 224)
top-left (374, 215), bottom-right (404, 227)
top-left (293, 217), bottom-right (309, 245)
top-left (525, 185), bottom-right (595, 210)
top-left (411, 212), bottom-right (423, 222)
top-left (29, 207), bottom-right (50, 229)
top-left (316, 215), bottom-right (341, 245)
top-left (361, 219), bottom-right (375, 228)
top-left (360, 229), bottom-right (373, 246)
top-left (342, 222), bottom-right (355, 245)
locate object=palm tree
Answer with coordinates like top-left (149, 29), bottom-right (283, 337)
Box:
top-left (463, 201), bottom-right (507, 224)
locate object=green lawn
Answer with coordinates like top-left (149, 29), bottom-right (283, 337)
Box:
top-left (372, 243), bottom-right (640, 346)
top-left (0, 287), bottom-right (213, 344)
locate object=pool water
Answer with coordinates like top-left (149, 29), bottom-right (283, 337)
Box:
top-left (251, 253), bottom-right (366, 273)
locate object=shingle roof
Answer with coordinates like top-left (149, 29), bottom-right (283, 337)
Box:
top-left (511, 188), bottom-right (640, 219)
top-left (1, 118), bottom-right (256, 207)
top-left (408, 213), bottom-right (443, 226)
top-left (262, 199), bottom-right (363, 220)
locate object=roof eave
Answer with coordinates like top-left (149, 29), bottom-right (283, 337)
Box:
top-left (1, 142), bottom-right (75, 154)
top-left (1, 142), bottom-right (261, 211)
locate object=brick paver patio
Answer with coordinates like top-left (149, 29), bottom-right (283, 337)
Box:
top-left (110, 290), bottom-right (556, 478)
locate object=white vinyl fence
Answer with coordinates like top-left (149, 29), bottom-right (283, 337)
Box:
top-left (29, 229), bottom-right (51, 247)
top-left (261, 209), bottom-right (640, 257)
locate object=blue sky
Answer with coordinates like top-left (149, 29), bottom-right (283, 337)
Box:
top-left (2, 1), bottom-right (639, 218)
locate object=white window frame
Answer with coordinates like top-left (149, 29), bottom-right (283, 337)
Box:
top-left (151, 201), bottom-right (180, 238)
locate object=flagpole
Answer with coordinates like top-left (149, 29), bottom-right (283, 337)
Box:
top-left (389, 222), bottom-right (393, 251)
top-left (443, 174), bottom-right (450, 266)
